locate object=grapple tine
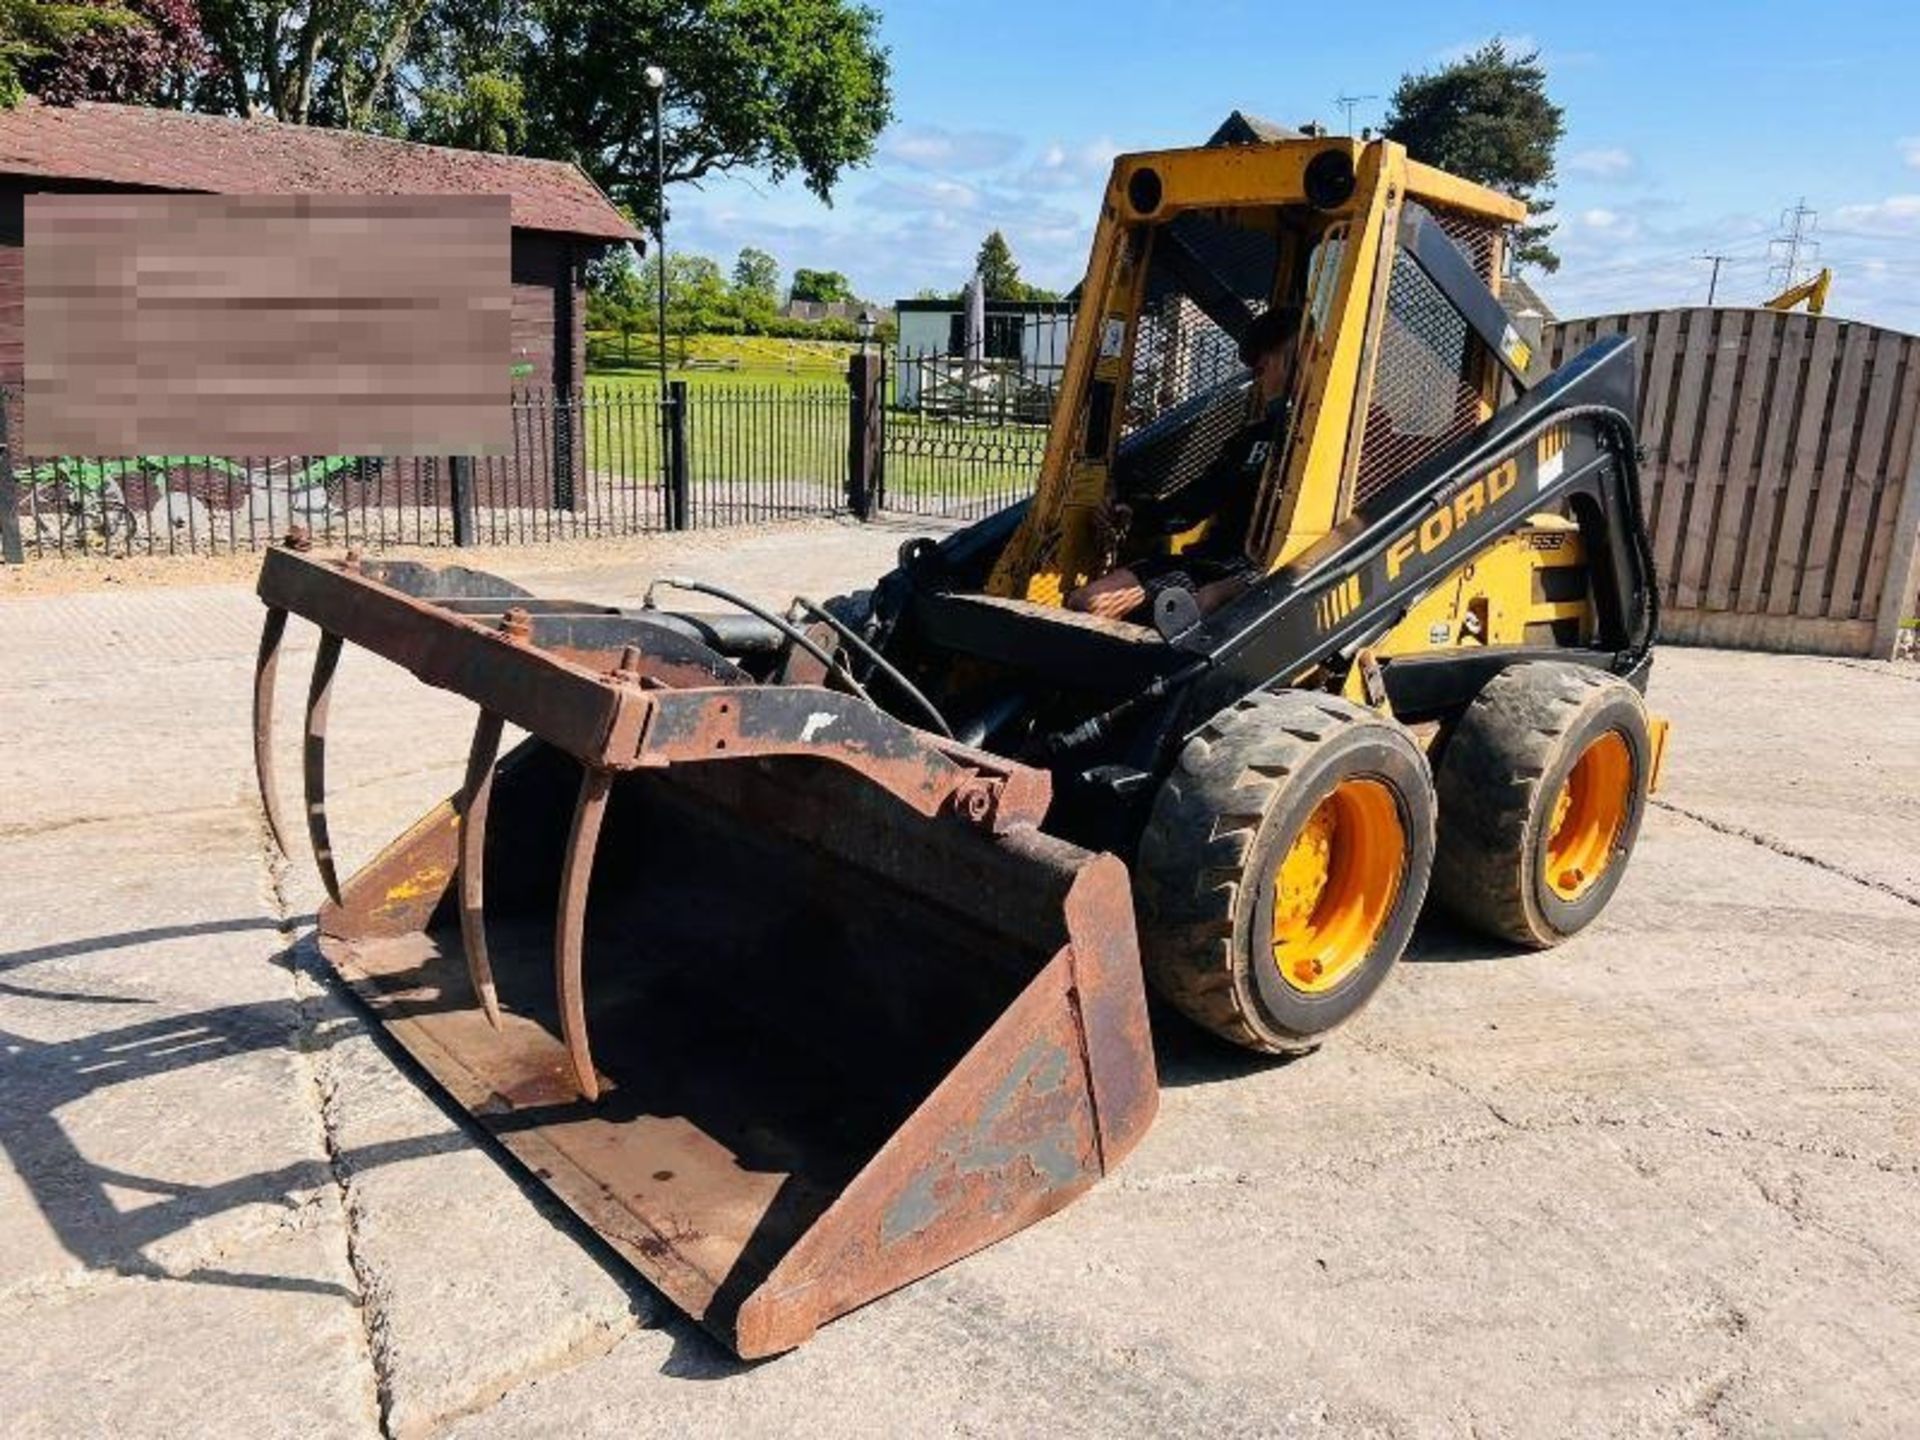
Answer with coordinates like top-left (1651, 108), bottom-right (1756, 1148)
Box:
top-left (555, 765), bottom-right (613, 1102)
top-left (457, 709), bottom-right (506, 1029)
top-left (253, 606), bottom-right (290, 855)
top-left (304, 631), bottom-right (344, 907)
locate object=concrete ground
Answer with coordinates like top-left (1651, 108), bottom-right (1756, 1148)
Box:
top-left (3, 517), bottom-right (1916, 1439)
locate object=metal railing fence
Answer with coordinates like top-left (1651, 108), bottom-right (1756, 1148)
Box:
top-left (1, 355), bottom-right (1065, 563)
top-left (876, 348), bottom-right (1055, 521)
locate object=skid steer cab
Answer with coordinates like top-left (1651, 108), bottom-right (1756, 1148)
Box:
top-left (252, 133), bottom-right (1667, 1356)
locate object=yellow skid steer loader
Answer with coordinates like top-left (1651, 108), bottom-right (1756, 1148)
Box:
top-left (254, 133), bottom-right (1665, 1356)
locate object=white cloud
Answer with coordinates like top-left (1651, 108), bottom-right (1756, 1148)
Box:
top-left (879, 125), bottom-right (1023, 172)
top-left (1012, 136), bottom-right (1120, 193)
top-left (1539, 189), bottom-right (1920, 333)
top-left (1432, 32), bottom-right (1597, 70)
top-left (1829, 194), bottom-right (1920, 234)
top-left (1898, 138), bottom-right (1920, 170)
top-left (1573, 207), bottom-right (1642, 240)
top-left (1566, 147), bottom-right (1635, 180)
top-left (859, 177), bottom-right (983, 213)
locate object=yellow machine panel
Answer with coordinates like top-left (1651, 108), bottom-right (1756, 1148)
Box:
top-left (1380, 518), bottom-right (1593, 655)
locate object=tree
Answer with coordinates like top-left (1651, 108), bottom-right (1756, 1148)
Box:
top-left (641, 251), bottom-right (730, 337)
top-left (32, 1), bottom-right (891, 229)
top-left (0, 0), bottom-right (134, 105)
top-left (790, 267), bottom-right (853, 305)
top-left (181, 0), bottom-right (435, 125)
top-left (410, 64), bottom-right (527, 154)
top-left (1383, 39), bottom-right (1565, 272)
top-left (731, 245), bottom-right (779, 321)
top-left (586, 241), bottom-right (649, 361)
top-left (969, 230), bottom-right (1060, 301)
top-left (515, 0), bottom-right (891, 216)
top-left (974, 230), bottom-right (1020, 300)
top-left (22, 0), bottom-right (205, 104)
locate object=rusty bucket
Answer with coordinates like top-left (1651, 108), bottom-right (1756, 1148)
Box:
top-left (254, 548), bottom-right (1157, 1357)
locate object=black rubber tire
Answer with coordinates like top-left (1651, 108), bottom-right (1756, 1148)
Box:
top-left (1135, 690), bottom-right (1436, 1054)
top-left (1429, 662), bottom-right (1652, 947)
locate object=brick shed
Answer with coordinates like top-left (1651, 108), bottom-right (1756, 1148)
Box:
top-left (0, 99), bottom-right (640, 463)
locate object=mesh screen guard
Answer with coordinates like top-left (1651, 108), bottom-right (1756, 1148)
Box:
top-left (1106, 198), bottom-right (1512, 532)
top-left (1349, 207), bottom-right (1506, 507)
top-left (1121, 212), bottom-right (1278, 438)
top-left (1112, 210), bottom-right (1282, 512)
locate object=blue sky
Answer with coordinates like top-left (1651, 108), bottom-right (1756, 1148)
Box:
top-left (667, 1), bottom-right (1920, 331)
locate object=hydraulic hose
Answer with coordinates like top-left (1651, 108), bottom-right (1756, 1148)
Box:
top-left (643, 576), bottom-right (876, 709)
top-left (791, 595), bottom-right (953, 739)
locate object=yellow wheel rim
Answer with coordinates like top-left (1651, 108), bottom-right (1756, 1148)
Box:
top-left (1270, 778), bottom-right (1405, 994)
top-left (1543, 730), bottom-right (1633, 902)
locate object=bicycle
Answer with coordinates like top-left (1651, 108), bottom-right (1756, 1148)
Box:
top-left (21, 458), bottom-right (140, 553)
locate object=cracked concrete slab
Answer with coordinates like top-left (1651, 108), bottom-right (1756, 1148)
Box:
top-left (295, 977), bottom-right (654, 1440)
top-left (3, 521), bottom-right (1916, 1437)
top-left (0, 1003), bottom-right (331, 1295)
top-left (0, 810), bottom-right (339, 1303)
top-left (1649, 650), bottom-right (1920, 901)
top-left (0, 1224), bottom-right (378, 1440)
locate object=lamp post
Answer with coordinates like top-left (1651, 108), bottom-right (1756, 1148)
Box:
top-left (643, 64), bottom-right (668, 402)
top-left (858, 308), bottom-right (876, 357)
top-left (642, 64), bottom-right (674, 523)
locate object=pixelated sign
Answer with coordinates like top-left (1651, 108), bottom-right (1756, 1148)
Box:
top-left (24, 193), bottom-right (510, 458)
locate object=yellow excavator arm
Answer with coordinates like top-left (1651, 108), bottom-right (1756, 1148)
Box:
top-left (1763, 267), bottom-right (1832, 315)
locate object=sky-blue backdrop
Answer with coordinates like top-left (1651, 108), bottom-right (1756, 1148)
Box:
top-left (668, 1), bottom-right (1919, 330)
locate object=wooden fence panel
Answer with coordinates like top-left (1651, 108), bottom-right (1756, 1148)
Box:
top-left (1736, 314), bottom-right (1811, 614)
top-left (1796, 322), bottom-right (1873, 617)
top-left (1860, 348), bottom-right (1920, 634)
top-left (1705, 309), bottom-right (1777, 610)
top-left (1541, 306), bottom-right (1920, 656)
top-left (1652, 312), bottom-right (1716, 605)
top-left (1828, 329), bottom-right (1906, 618)
top-left (1674, 308), bottom-right (1742, 610)
top-left (1765, 317), bottom-right (1840, 618)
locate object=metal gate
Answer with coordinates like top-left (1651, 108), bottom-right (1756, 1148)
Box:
top-left (876, 354), bottom-right (1050, 520)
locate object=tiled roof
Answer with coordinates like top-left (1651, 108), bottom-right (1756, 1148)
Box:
top-left (0, 99), bottom-right (640, 241)
top-left (1207, 111), bottom-right (1304, 147)
top-left (1501, 273), bottom-right (1556, 321)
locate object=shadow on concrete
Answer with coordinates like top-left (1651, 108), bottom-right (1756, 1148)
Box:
top-left (1146, 913), bottom-right (1519, 1088)
top-left (0, 906), bottom-right (851, 1378)
top-left (1401, 913), bottom-right (1525, 965)
top-left (1, 927), bottom-right (647, 1325)
top-left (0, 915), bottom-right (316, 974)
top-left (1148, 999), bottom-right (1305, 1089)
top-left (0, 976), bottom-right (463, 1302)
top-left (0, 977), bottom-right (151, 1005)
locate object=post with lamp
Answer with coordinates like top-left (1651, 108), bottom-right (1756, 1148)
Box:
top-left (846, 307), bottom-right (882, 520)
top-left (642, 64), bottom-right (687, 529)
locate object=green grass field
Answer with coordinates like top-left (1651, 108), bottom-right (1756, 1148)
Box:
top-left (576, 332), bottom-right (1044, 508)
top-left (586, 332), bottom-right (864, 390)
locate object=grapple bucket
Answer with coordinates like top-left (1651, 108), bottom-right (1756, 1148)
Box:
top-left (253, 548), bottom-right (1157, 1357)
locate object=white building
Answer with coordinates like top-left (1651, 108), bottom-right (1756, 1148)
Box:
top-left (891, 298), bottom-right (1078, 412)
